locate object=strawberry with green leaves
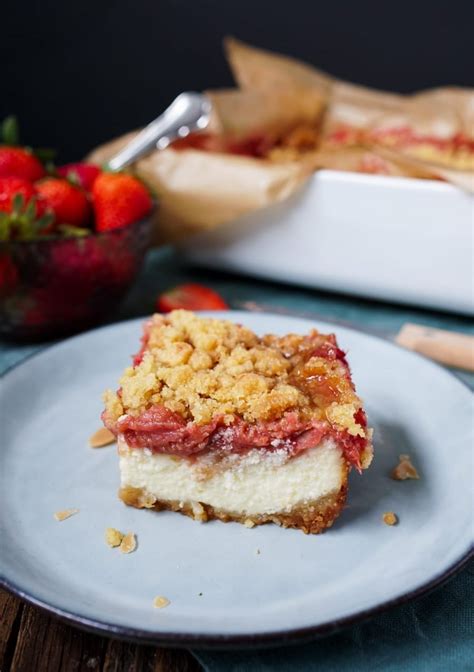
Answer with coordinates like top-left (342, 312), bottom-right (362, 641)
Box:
top-left (0, 115), bottom-right (48, 182)
top-left (0, 113), bottom-right (153, 240)
top-left (0, 176), bottom-right (53, 241)
top-left (57, 162), bottom-right (101, 190)
top-left (0, 146), bottom-right (46, 181)
top-left (35, 177), bottom-right (90, 227)
top-left (92, 172), bottom-right (152, 232)
top-left (0, 176), bottom-right (37, 213)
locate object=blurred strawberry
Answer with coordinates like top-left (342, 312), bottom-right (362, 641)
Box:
top-left (0, 177), bottom-right (37, 213)
top-left (35, 177), bottom-right (90, 226)
top-left (226, 134), bottom-right (273, 157)
top-left (157, 283), bottom-right (228, 312)
top-left (19, 231), bottom-right (139, 330)
top-left (172, 132), bottom-right (226, 152)
top-left (57, 162), bottom-right (101, 190)
top-left (172, 132), bottom-right (273, 157)
top-left (32, 235), bottom-right (134, 321)
top-left (0, 146), bottom-right (45, 181)
top-left (92, 172), bottom-right (152, 232)
top-left (0, 254), bottom-right (18, 295)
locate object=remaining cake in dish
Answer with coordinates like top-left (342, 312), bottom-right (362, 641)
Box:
top-left (102, 310), bottom-right (373, 534)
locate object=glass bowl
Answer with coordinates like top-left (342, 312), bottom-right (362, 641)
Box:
top-left (0, 214), bottom-right (153, 340)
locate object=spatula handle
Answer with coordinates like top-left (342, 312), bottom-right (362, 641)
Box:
top-left (396, 323), bottom-right (474, 371)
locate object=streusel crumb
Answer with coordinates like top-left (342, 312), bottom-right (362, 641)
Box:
top-left (119, 532), bottom-right (137, 554)
top-left (54, 508), bottom-right (79, 521)
top-left (383, 512), bottom-right (398, 526)
top-left (104, 310), bottom-right (365, 436)
top-left (105, 528), bottom-right (124, 547)
top-left (391, 454), bottom-right (420, 481)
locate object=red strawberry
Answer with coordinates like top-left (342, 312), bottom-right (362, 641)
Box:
top-left (0, 176), bottom-right (37, 213)
top-left (156, 283), bottom-right (228, 312)
top-left (57, 162), bottom-right (101, 190)
top-left (0, 146), bottom-right (45, 181)
top-left (92, 172), bottom-right (152, 232)
top-left (35, 177), bottom-right (90, 226)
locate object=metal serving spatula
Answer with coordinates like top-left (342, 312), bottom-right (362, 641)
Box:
top-left (108, 92), bottom-right (212, 171)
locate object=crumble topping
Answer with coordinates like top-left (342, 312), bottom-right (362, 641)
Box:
top-left (153, 596), bottom-right (170, 609)
top-left (104, 310), bottom-right (365, 438)
top-left (119, 532), bottom-right (137, 554)
top-left (105, 527), bottom-right (124, 547)
top-left (383, 512), bottom-right (398, 526)
top-left (391, 454), bottom-right (420, 481)
top-left (326, 403), bottom-right (365, 437)
top-left (89, 427), bottom-right (116, 448)
top-left (53, 508), bottom-right (79, 521)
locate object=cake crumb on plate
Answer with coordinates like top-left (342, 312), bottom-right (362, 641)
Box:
top-left (391, 454), bottom-right (420, 480)
top-left (383, 512), bottom-right (398, 526)
top-left (119, 532), bottom-right (137, 554)
top-left (153, 596), bottom-right (170, 609)
top-left (105, 528), bottom-right (124, 547)
top-left (53, 508), bottom-right (79, 521)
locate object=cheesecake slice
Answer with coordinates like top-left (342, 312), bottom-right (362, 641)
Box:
top-left (103, 310), bottom-right (372, 534)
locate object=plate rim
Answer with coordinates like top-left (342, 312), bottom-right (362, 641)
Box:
top-left (1, 552), bottom-right (472, 648)
top-left (1, 312), bottom-right (473, 648)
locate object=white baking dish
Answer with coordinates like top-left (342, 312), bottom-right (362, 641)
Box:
top-left (180, 170), bottom-right (474, 315)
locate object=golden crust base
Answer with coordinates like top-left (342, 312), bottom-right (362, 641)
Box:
top-left (119, 465), bottom-right (348, 535)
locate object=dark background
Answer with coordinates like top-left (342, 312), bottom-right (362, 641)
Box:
top-left (2, 0), bottom-right (473, 162)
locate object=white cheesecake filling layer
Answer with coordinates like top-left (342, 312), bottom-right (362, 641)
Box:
top-left (118, 437), bottom-right (345, 516)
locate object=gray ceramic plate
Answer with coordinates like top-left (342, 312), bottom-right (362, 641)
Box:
top-left (0, 311), bottom-right (472, 647)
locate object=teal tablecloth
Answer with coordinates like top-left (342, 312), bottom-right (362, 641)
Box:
top-left (1, 248), bottom-right (473, 671)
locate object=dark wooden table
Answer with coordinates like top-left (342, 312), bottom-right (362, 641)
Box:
top-left (0, 590), bottom-right (202, 672)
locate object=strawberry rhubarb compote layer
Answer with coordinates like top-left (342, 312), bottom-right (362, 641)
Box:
top-left (103, 310), bottom-right (373, 534)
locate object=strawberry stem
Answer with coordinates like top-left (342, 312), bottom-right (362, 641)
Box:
top-left (0, 195), bottom-right (55, 240)
top-left (1, 116), bottom-right (20, 146)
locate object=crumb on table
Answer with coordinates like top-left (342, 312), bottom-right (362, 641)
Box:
top-left (153, 596), bottom-right (170, 609)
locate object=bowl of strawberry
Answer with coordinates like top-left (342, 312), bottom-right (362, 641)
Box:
top-left (0, 125), bottom-right (154, 339)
